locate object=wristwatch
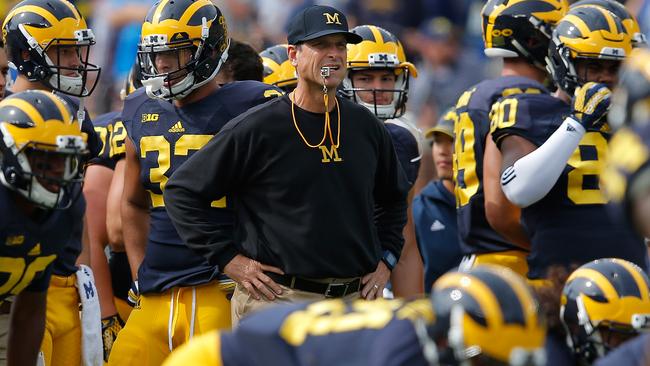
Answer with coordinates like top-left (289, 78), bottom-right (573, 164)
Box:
top-left (381, 250), bottom-right (398, 271)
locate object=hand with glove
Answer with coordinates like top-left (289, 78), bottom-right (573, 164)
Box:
top-left (571, 82), bottom-right (612, 130)
top-left (101, 314), bottom-right (125, 362)
top-left (127, 280), bottom-right (140, 308)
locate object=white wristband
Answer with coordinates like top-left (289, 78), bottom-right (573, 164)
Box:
top-left (501, 117), bottom-right (585, 207)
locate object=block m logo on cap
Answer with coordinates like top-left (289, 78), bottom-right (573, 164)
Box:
top-left (323, 12), bottom-right (341, 25)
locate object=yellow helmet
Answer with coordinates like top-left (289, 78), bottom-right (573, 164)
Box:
top-left (560, 258), bottom-right (650, 362)
top-left (547, 5), bottom-right (632, 94)
top-left (432, 265), bottom-right (547, 366)
top-left (259, 44), bottom-right (296, 92)
top-left (138, 0), bottom-right (229, 100)
top-left (571, 0), bottom-right (646, 47)
top-left (341, 25), bottom-right (417, 120)
top-left (2, 0), bottom-right (100, 97)
top-left (0, 90), bottom-right (87, 208)
top-left (481, 0), bottom-right (569, 69)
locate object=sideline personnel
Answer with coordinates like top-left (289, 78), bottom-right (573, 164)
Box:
top-left (164, 5), bottom-right (410, 323)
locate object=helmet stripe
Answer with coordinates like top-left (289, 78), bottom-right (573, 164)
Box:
top-left (369, 26), bottom-right (384, 46)
top-left (186, 3), bottom-right (217, 27)
top-left (37, 93), bottom-right (69, 123)
top-left (616, 259), bottom-right (650, 301)
top-left (583, 260), bottom-right (642, 298)
top-left (59, 0), bottom-right (82, 21)
top-left (5, 5), bottom-right (59, 28)
top-left (0, 98), bottom-right (45, 126)
top-left (152, 0), bottom-right (172, 24)
top-left (473, 268), bottom-right (526, 326)
top-left (48, 94), bottom-right (73, 124)
top-left (179, 1), bottom-right (211, 26)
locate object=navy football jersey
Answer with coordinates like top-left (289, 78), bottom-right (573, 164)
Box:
top-left (0, 184), bottom-right (84, 301)
top-left (220, 298), bottom-right (433, 366)
top-left (490, 92), bottom-right (647, 279)
top-left (55, 93), bottom-right (102, 159)
top-left (122, 81), bottom-right (282, 293)
top-left (385, 122), bottom-right (420, 185)
top-left (89, 111), bottom-right (124, 170)
top-left (453, 76), bottom-right (547, 255)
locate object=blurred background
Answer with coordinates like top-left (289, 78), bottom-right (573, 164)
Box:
top-left (1, 0), bottom-right (648, 131)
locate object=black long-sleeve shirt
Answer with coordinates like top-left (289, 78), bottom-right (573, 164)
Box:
top-left (164, 95), bottom-right (410, 278)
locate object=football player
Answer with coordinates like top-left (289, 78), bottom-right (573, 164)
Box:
top-left (108, 1), bottom-right (282, 364)
top-left (560, 258), bottom-right (650, 363)
top-left (85, 64), bottom-right (142, 362)
top-left (341, 24), bottom-right (425, 296)
top-left (3, 0), bottom-right (103, 364)
top-left (491, 5), bottom-right (647, 280)
top-left (260, 44), bottom-right (297, 92)
top-left (0, 90), bottom-right (87, 366)
top-left (453, 0), bottom-right (568, 276)
top-left (213, 39), bottom-right (264, 84)
top-left (163, 265), bottom-right (546, 366)
top-left (604, 48), bottom-right (650, 238)
top-left (590, 47), bottom-right (650, 366)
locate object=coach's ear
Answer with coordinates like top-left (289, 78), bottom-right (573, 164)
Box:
top-left (287, 44), bottom-right (299, 67)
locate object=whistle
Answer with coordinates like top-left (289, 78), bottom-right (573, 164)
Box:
top-left (320, 66), bottom-right (331, 78)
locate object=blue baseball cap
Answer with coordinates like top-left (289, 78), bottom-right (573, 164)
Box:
top-left (287, 5), bottom-right (363, 45)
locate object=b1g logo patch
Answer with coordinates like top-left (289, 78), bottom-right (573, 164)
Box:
top-left (142, 114), bottom-right (159, 123)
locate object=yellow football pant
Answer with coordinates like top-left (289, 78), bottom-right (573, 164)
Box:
top-left (162, 330), bottom-right (222, 366)
top-left (460, 250), bottom-right (529, 278)
top-left (114, 297), bottom-right (132, 322)
top-left (108, 281), bottom-right (231, 366)
top-left (41, 274), bottom-right (81, 366)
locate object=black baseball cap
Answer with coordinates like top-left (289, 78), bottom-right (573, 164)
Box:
top-left (287, 5), bottom-right (363, 45)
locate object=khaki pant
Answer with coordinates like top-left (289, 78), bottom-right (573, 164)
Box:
top-left (231, 281), bottom-right (361, 326)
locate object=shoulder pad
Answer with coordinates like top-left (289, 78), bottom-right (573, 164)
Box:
top-left (490, 93), bottom-right (570, 147)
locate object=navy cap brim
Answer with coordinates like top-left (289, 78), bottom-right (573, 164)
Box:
top-left (291, 29), bottom-right (363, 45)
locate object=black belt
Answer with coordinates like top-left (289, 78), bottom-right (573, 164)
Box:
top-left (266, 273), bottom-right (361, 298)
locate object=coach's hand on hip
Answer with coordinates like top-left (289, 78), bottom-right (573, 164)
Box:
top-left (224, 254), bottom-right (284, 301)
top-left (360, 261), bottom-right (391, 300)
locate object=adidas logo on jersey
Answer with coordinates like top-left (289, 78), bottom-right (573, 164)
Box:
top-left (430, 220), bottom-right (446, 232)
top-left (168, 121), bottom-right (185, 133)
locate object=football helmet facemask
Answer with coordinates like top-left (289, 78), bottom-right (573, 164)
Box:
top-left (138, 0), bottom-right (229, 100)
top-left (2, 0), bottom-right (101, 97)
top-left (0, 90), bottom-right (87, 209)
top-left (560, 258), bottom-right (650, 363)
top-left (341, 25), bottom-right (417, 120)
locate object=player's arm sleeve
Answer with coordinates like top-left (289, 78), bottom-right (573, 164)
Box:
top-left (373, 122), bottom-right (410, 261)
top-left (164, 126), bottom-right (248, 270)
top-left (491, 96), bottom-right (585, 207)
